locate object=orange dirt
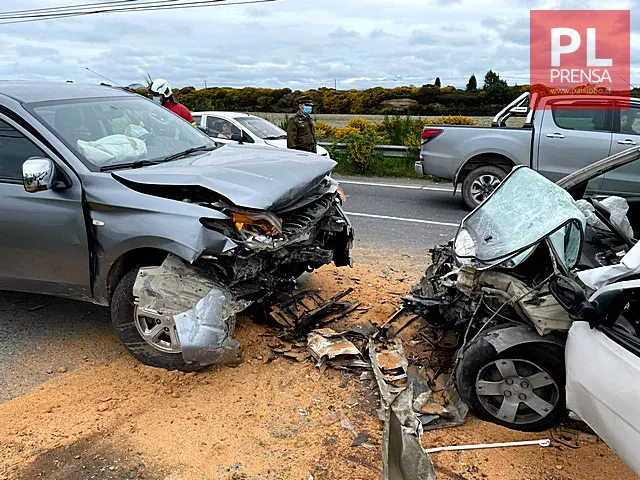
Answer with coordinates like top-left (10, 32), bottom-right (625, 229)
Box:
top-left (0, 260), bottom-right (636, 480)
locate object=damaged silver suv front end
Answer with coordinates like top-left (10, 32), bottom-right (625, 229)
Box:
top-left (127, 175), bottom-right (353, 371)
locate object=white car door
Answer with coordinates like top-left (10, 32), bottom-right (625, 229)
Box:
top-left (565, 320), bottom-right (640, 474)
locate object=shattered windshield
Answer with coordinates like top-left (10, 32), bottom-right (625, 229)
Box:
top-left (28, 96), bottom-right (217, 170)
top-left (454, 166), bottom-right (586, 269)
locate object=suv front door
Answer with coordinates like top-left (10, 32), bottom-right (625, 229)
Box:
top-left (0, 114), bottom-right (91, 299)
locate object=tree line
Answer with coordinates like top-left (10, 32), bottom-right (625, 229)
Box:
top-left (130, 70), bottom-right (639, 117)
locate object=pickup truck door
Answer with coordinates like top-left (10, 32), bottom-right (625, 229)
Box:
top-left (600, 101), bottom-right (640, 198)
top-left (0, 114), bottom-right (91, 299)
top-left (565, 321), bottom-right (640, 475)
top-left (535, 99), bottom-right (613, 189)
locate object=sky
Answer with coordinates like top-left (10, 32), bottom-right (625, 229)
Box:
top-left (0, 0), bottom-right (638, 90)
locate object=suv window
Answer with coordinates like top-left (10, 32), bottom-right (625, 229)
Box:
top-left (552, 108), bottom-right (609, 132)
top-left (0, 119), bottom-right (47, 182)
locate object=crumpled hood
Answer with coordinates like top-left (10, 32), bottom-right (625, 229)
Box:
top-left (112, 144), bottom-right (337, 211)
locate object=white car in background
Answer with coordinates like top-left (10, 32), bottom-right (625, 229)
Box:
top-left (192, 111), bottom-right (331, 158)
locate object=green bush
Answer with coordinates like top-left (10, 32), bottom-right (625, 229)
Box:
top-left (344, 130), bottom-right (377, 173)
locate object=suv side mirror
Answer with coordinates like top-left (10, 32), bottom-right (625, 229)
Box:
top-left (549, 275), bottom-right (597, 319)
top-left (231, 133), bottom-right (244, 144)
top-left (197, 125), bottom-right (209, 135)
top-left (23, 157), bottom-right (55, 193)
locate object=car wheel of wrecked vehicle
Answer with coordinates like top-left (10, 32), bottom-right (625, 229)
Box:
top-left (111, 269), bottom-right (204, 372)
top-left (456, 338), bottom-right (566, 432)
top-left (462, 165), bottom-right (506, 210)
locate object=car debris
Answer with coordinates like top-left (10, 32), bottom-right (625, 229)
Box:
top-left (269, 288), bottom-right (359, 333)
top-left (307, 328), bottom-right (369, 370)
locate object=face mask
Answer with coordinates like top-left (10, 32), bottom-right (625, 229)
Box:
top-left (302, 105), bottom-right (312, 115)
top-left (152, 96), bottom-right (161, 104)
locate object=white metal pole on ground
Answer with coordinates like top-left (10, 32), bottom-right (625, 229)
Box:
top-left (425, 439), bottom-right (551, 454)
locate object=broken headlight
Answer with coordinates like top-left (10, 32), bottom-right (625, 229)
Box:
top-left (231, 211), bottom-right (283, 237)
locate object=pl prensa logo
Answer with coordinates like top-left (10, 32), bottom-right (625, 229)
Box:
top-left (530, 10), bottom-right (630, 107)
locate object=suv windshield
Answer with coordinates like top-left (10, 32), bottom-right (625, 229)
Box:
top-left (234, 116), bottom-right (286, 140)
top-left (28, 96), bottom-right (218, 170)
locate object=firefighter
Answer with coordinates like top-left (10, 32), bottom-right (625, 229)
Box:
top-left (148, 78), bottom-right (195, 125)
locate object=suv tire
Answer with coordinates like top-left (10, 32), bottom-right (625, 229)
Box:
top-left (111, 268), bottom-right (205, 372)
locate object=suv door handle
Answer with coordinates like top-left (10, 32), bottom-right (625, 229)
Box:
top-left (546, 132), bottom-right (565, 139)
top-left (617, 139), bottom-right (637, 145)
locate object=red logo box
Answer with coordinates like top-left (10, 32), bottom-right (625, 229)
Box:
top-left (530, 10), bottom-right (630, 109)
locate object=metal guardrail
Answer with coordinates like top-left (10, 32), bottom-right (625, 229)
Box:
top-left (318, 142), bottom-right (409, 158)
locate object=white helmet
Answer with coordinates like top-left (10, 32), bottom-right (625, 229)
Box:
top-left (149, 78), bottom-right (172, 98)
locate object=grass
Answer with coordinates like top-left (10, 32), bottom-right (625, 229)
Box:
top-left (331, 151), bottom-right (429, 178)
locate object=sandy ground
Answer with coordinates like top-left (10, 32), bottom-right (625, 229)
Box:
top-left (0, 257), bottom-right (637, 480)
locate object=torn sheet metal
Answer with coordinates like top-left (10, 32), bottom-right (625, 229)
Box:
top-left (578, 240), bottom-right (640, 290)
top-left (369, 340), bottom-right (410, 407)
top-left (307, 328), bottom-right (368, 369)
top-left (371, 342), bottom-right (436, 480)
top-left (134, 254), bottom-right (251, 366)
top-left (269, 288), bottom-right (359, 332)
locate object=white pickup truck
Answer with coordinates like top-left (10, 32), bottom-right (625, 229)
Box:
top-left (415, 92), bottom-right (640, 209)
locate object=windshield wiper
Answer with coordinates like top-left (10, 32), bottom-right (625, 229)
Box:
top-left (100, 159), bottom-right (163, 172)
top-left (162, 145), bottom-right (217, 162)
top-left (99, 145), bottom-right (217, 172)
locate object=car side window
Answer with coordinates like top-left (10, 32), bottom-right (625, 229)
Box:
top-left (616, 106), bottom-right (640, 135)
top-left (0, 119), bottom-right (47, 183)
top-left (205, 116), bottom-right (226, 134)
top-left (552, 108), bottom-right (610, 132)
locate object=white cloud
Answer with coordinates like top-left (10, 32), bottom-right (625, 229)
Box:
top-left (0, 0), bottom-right (636, 89)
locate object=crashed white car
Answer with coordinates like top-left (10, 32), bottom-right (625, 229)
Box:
top-left (192, 111), bottom-right (331, 158)
top-left (403, 146), bottom-right (640, 476)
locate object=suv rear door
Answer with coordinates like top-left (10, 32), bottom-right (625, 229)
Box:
top-left (0, 113), bottom-right (91, 299)
top-left (600, 100), bottom-right (640, 197)
top-left (534, 98), bottom-right (613, 186)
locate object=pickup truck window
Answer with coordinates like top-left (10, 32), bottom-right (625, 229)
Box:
top-left (617, 108), bottom-right (640, 135)
top-left (28, 97), bottom-right (216, 170)
top-left (0, 119), bottom-right (47, 183)
top-left (552, 108), bottom-right (609, 132)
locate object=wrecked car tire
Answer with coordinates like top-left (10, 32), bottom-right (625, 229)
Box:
top-left (111, 269), bottom-right (205, 372)
top-left (456, 336), bottom-right (566, 432)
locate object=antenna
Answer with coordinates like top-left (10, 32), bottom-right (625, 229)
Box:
top-left (85, 67), bottom-right (122, 87)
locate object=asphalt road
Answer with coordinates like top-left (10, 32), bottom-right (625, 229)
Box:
top-left (0, 176), bottom-right (468, 401)
top-left (335, 175), bottom-right (467, 259)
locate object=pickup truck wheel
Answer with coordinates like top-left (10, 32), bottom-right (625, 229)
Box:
top-left (111, 269), bottom-right (205, 372)
top-left (462, 165), bottom-right (507, 210)
top-left (456, 339), bottom-right (566, 432)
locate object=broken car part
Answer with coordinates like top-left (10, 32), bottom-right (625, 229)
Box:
top-left (307, 328), bottom-right (368, 369)
top-left (370, 343), bottom-right (436, 480)
top-left (269, 288), bottom-right (359, 332)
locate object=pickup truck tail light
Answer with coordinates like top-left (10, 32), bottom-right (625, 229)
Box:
top-left (421, 128), bottom-right (443, 143)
